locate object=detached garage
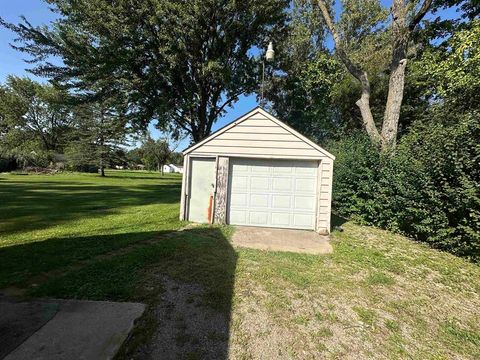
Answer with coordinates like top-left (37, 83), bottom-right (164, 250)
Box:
top-left (179, 107), bottom-right (335, 234)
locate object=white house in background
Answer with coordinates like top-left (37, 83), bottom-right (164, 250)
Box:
top-left (180, 107), bottom-right (335, 234)
top-left (171, 164), bottom-right (184, 173)
top-left (163, 164), bottom-right (184, 173)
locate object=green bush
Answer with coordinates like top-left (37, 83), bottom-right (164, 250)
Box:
top-left (328, 133), bottom-right (381, 224)
top-left (330, 114), bottom-right (480, 261)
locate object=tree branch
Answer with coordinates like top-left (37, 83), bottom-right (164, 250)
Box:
top-left (409, 0), bottom-right (433, 31)
top-left (316, 0), bottom-right (365, 81)
top-left (316, 0), bottom-right (381, 144)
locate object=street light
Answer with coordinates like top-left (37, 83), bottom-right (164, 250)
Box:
top-left (266, 41), bottom-right (275, 62)
top-left (261, 42), bottom-right (275, 107)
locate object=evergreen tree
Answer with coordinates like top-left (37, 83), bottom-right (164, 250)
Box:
top-left (66, 102), bottom-right (128, 176)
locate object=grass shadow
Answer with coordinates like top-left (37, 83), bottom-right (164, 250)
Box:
top-left (331, 213), bottom-right (348, 232)
top-left (0, 227), bottom-right (236, 359)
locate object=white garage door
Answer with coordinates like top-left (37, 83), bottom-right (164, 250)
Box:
top-left (228, 158), bottom-right (318, 230)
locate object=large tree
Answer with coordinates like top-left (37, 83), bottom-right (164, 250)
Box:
top-left (66, 102), bottom-right (128, 176)
top-left (0, 76), bottom-right (72, 165)
top-left (141, 136), bottom-right (171, 175)
top-left (1, 0), bottom-right (288, 143)
top-left (316, 0), bottom-right (436, 150)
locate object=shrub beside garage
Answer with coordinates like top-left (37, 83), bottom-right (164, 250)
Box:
top-left (329, 113), bottom-right (480, 261)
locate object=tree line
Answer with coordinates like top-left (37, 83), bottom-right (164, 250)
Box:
top-left (0, 76), bottom-right (182, 174)
top-left (0, 0), bottom-right (478, 258)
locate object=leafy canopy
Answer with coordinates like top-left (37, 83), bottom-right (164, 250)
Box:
top-left (1, 0), bottom-right (289, 142)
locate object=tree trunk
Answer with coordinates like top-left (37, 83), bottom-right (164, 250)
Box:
top-left (316, 0), bottom-right (433, 151)
top-left (355, 75), bottom-right (381, 145)
top-left (381, 0), bottom-right (409, 150)
top-left (382, 57), bottom-right (407, 150)
top-left (316, 0), bottom-right (381, 145)
top-left (99, 107), bottom-right (106, 177)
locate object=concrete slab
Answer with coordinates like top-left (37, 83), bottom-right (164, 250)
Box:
top-left (0, 296), bottom-right (59, 359)
top-left (4, 299), bottom-right (145, 360)
top-left (232, 226), bottom-right (333, 254)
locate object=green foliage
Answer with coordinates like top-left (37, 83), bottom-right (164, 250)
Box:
top-left (331, 114), bottom-right (480, 260)
top-left (65, 102), bottom-right (128, 174)
top-left (0, 76), bottom-right (72, 167)
top-left (328, 133), bottom-right (381, 222)
top-left (0, 157), bottom-right (16, 172)
top-left (266, 1), bottom-right (343, 141)
top-left (1, 0), bottom-right (288, 142)
top-left (415, 19), bottom-right (480, 112)
top-left (338, 0), bottom-right (388, 49)
top-left (64, 142), bottom-right (98, 173)
top-left (126, 148), bottom-right (144, 167)
top-left (169, 152), bottom-right (184, 166)
top-left (269, 51), bottom-right (342, 141)
top-left (141, 137), bottom-right (171, 173)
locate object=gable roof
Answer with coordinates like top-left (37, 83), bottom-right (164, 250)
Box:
top-left (183, 107), bottom-right (335, 160)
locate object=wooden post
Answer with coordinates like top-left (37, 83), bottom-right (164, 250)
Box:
top-left (214, 156), bottom-right (229, 224)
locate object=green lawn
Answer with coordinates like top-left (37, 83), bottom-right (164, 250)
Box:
top-left (1, 170), bottom-right (479, 359)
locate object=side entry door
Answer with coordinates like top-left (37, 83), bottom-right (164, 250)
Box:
top-left (188, 158), bottom-right (216, 223)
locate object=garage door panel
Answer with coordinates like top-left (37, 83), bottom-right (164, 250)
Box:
top-left (273, 166), bottom-right (294, 175)
top-left (249, 211), bottom-right (269, 225)
top-left (250, 194), bottom-right (269, 207)
top-left (295, 166), bottom-right (316, 175)
top-left (271, 212), bottom-right (290, 227)
top-left (250, 176), bottom-right (270, 190)
top-left (232, 176), bottom-right (248, 190)
top-left (272, 195), bottom-right (291, 209)
top-left (234, 164), bottom-right (249, 173)
top-left (293, 213), bottom-right (315, 228)
top-left (272, 177), bottom-right (293, 191)
top-left (228, 158), bottom-right (318, 230)
top-left (294, 196), bottom-right (315, 211)
top-left (230, 193), bottom-right (247, 206)
top-left (230, 210), bottom-right (247, 224)
top-left (251, 165), bottom-right (270, 174)
top-left (295, 178), bottom-right (316, 192)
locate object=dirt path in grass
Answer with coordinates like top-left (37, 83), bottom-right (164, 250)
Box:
top-left (122, 275), bottom-right (230, 360)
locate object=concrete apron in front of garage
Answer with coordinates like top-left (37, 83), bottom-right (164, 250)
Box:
top-left (232, 226), bottom-right (333, 255)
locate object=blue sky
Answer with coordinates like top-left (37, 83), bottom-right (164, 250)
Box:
top-left (0, 1), bottom-right (459, 150)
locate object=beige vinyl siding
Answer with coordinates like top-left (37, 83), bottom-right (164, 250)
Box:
top-left (316, 159), bottom-right (333, 233)
top-left (229, 126), bottom-right (288, 134)
top-left (190, 113), bottom-right (323, 158)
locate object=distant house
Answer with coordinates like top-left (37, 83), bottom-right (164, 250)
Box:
top-left (171, 164), bottom-right (184, 173)
top-left (163, 164), bottom-right (183, 173)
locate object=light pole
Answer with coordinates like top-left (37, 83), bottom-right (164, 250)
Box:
top-left (260, 41), bottom-right (275, 107)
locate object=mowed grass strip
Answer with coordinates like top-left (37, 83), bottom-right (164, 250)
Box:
top-left (0, 170), bottom-right (184, 288)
